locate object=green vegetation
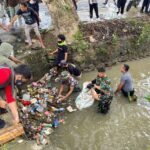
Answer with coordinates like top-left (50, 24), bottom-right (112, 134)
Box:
top-left (112, 33), bottom-right (119, 45)
top-left (137, 24), bottom-right (150, 45)
top-left (71, 30), bottom-right (89, 53)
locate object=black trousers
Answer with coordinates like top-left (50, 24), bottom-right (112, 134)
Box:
top-left (72, 0), bottom-right (77, 10)
top-left (121, 89), bottom-right (134, 97)
top-left (141, 0), bottom-right (150, 12)
top-left (117, 0), bottom-right (127, 14)
top-left (89, 3), bottom-right (99, 18)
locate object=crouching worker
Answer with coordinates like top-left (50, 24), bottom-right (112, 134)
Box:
top-left (87, 67), bottom-right (113, 114)
top-left (58, 71), bottom-right (81, 102)
top-left (60, 60), bottom-right (82, 79)
top-left (115, 64), bottom-right (137, 101)
top-left (0, 64), bottom-right (32, 127)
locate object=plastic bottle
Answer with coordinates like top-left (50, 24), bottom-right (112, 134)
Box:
top-left (53, 119), bottom-right (59, 128)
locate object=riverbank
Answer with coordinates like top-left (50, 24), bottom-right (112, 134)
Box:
top-left (3, 16), bottom-right (148, 81)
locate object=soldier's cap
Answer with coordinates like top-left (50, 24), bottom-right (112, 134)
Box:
top-left (97, 66), bottom-right (106, 73)
top-left (0, 42), bottom-right (13, 52)
top-left (61, 71), bottom-right (70, 79)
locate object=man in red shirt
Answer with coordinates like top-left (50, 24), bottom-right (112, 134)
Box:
top-left (0, 64), bottom-right (32, 127)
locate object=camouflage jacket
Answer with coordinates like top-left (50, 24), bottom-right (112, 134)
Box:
top-left (92, 76), bottom-right (113, 97)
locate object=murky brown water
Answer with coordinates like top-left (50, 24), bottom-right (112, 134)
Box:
top-left (9, 57), bottom-right (150, 150)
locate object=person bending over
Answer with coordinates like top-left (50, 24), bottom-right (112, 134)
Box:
top-left (60, 60), bottom-right (82, 79)
top-left (8, 2), bottom-right (45, 49)
top-left (0, 64), bottom-right (32, 127)
top-left (58, 71), bottom-right (80, 102)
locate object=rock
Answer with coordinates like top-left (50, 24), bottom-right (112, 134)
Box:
top-left (74, 54), bottom-right (85, 64)
top-left (89, 35), bottom-right (96, 43)
top-left (122, 29), bottom-right (128, 32)
top-left (88, 64), bottom-right (95, 70)
top-left (0, 33), bottom-right (17, 44)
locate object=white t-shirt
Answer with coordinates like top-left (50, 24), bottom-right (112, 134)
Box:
top-left (89, 0), bottom-right (98, 4)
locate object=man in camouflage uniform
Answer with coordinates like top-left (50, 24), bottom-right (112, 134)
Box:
top-left (87, 67), bottom-right (113, 114)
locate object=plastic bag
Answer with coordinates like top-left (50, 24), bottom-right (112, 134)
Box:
top-left (75, 82), bottom-right (94, 110)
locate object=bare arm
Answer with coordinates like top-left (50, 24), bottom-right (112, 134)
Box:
top-left (0, 100), bottom-right (7, 109)
top-left (115, 82), bottom-right (124, 95)
top-left (61, 86), bottom-right (74, 101)
top-left (58, 84), bottom-right (64, 96)
top-left (49, 49), bottom-right (58, 55)
top-left (91, 88), bottom-right (99, 101)
top-left (9, 56), bottom-right (23, 64)
top-left (8, 15), bottom-right (18, 28)
top-left (0, 23), bottom-right (8, 31)
top-left (64, 52), bottom-right (68, 62)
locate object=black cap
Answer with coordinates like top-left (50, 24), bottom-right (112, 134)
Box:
top-left (58, 34), bottom-right (66, 41)
top-left (97, 66), bottom-right (106, 73)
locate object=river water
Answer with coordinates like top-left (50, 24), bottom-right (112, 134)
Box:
top-left (10, 57), bottom-right (150, 150)
top-left (48, 57), bottom-right (150, 150)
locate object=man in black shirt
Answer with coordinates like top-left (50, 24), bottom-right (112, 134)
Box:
top-left (60, 60), bottom-right (82, 79)
top-left (49, 34), bottom-right (68, 70)
top-left (27, 0), bottom-right (40, 26)
top-left (8, 2), bottom-right (45, 49)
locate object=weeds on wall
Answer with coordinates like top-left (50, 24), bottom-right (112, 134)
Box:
top-left (71, 30), bottom-right (89, 53)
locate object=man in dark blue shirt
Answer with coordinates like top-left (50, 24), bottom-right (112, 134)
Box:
top-left (8, 2), bottom-right (45, 49)
top-left (27, 0), bottom-right (40, 26)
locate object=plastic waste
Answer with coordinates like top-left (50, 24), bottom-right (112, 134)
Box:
top-left (22, 93), bottom-right (30, 101)
top-left (66, 106), bottom-right (77, 112)
top-left (53, 119), bottom-right (59, 128)
top-left (75, 82), bottom-right (94, 110)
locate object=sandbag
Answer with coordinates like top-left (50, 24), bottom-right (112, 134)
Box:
top-left (75, 82), bottom-right (94, 110)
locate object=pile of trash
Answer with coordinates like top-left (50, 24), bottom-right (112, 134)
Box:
top-left (17, 69), bottom-right (76, 145)
top-left (80, 16), bottom-right (150, 41)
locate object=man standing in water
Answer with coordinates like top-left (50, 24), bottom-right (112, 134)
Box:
top-left (87, 67), bottom-right (113, 114)
top-left (115, 64), bottom-right (137, 101)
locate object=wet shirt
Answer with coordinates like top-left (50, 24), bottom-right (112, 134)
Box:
top-left (62, 76), bottom-right (78, 88)
top-left (57, 42), bottom-right (68, 64)
top-left (67, 64), bottom-right (81, 77)
top-left (0, 67), bottom-right (15, 103)
top-left (121, 72), bottom-right (133, 92)
top-left (89, 0), bottom-right (98, 4)
top-left (17, 8), bottom-right (37, 25)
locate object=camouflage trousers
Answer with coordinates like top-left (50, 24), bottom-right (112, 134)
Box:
top-left (98, 95), bottom-right (113, 114)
